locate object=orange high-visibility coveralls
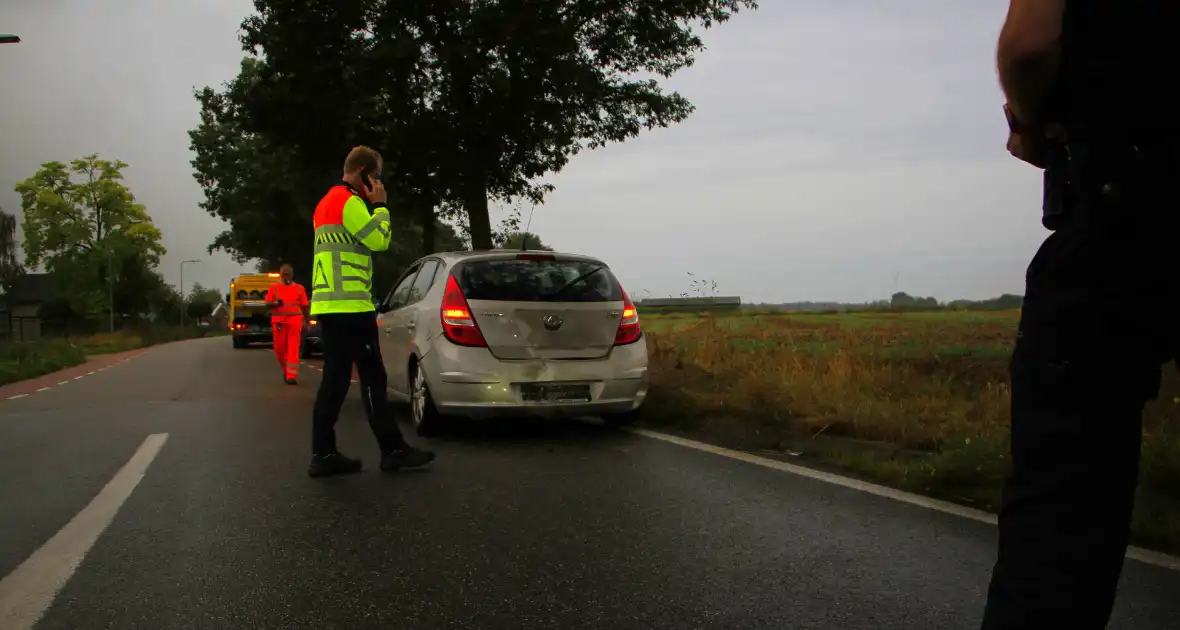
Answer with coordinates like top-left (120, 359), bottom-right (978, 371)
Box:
top-left (265, 281), bottom-right (309, 381)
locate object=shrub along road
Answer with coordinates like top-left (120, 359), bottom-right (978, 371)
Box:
top-left (0, 337), bottom-right (1177, 629)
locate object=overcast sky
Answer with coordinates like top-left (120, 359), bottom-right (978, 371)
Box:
top-left (0, 0), bottom-right (1044, 304)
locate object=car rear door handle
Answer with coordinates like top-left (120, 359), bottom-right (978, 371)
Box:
top-left (407, 321), bottom-right (416, 330)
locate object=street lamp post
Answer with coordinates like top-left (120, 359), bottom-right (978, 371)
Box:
top-left (179, 259), bottom-right (200, 327)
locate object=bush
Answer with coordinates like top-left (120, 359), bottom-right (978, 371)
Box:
top-left (0, 339), bottom-right (87, 386)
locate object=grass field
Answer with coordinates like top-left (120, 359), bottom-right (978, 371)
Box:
top-left (640, 309), bottom-right (1180, 554)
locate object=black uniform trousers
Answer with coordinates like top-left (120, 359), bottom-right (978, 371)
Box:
top-left (311, 311), bottom-right (406, 456)
top-left (981, 138), bottom-right (1180, 629)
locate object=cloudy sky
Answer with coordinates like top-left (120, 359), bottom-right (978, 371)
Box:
top-left (0, 0), bottom-right (1044, 304)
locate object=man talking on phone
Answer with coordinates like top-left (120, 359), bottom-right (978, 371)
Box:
top-left (307, 145), bottom-right (435, 478)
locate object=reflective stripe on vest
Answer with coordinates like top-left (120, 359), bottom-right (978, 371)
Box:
top-left (310, 186), bottom-right (390, 315)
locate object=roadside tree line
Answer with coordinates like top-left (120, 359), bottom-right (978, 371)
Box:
top-left (4, 156), bottom-right (205, 333)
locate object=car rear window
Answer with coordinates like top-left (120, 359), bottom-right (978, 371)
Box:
top-left (453, 258), bottom-right (622, 302)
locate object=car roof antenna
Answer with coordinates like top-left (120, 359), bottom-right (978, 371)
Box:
top-left (520, 202), bottom-right (537, 251)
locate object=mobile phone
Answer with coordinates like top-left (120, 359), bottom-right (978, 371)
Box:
top-left (360, 167), bottom-right (373, 191)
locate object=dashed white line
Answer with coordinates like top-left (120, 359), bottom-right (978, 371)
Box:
top-left (6, 394), bottom-right (26, 400)
top-left (57, 381), bottom-right (68, 386)
top-left (0, 433), bottom-right (168, 629)
top-left (35, 387), bottom-right (50, 393)
top-left (86, 372), bottom-right (95, 376)
top-left (73, 376), bottom-right (84, 381)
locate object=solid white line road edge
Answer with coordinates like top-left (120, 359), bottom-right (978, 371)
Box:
top-left (0, 432), bottom-right (169, 630)
top-left (630, 427), bottom-right (1180, 573)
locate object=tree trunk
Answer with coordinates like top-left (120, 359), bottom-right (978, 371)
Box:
top-left (464, 173), bottom-right (493, 251)
top-left (419, 200), bottom-right (436, 256)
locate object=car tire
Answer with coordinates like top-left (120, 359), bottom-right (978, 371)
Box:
top-left (409, 361), bottom-right (446, 437)
top-left (232, 336), bottom-right (244, 349)
top-left (602, 409), bottom-right (641, 428)
top-left (300, 343), bottom-right (311, 359)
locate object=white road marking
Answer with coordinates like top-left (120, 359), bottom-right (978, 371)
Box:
top-left (57, 382), bottom-right (68, 386)
top-left (35, 388), bottom-right (49, 393)
top-left (72, 376), bottom-right (83, 381)
top-left (0, 433), bottom-right (168, 630)
top-left (631, 427), bottom-right (1180, 573)
top-left (86, 372), bottom-right (95, 376)
top-left (6, 394), bottom-right (26, 400)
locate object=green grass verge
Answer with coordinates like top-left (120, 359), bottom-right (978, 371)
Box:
top-left (0, 326), bottom-right (223, 386)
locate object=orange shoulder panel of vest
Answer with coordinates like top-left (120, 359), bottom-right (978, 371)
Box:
top-left (313, 186), bottom-right (353, 228)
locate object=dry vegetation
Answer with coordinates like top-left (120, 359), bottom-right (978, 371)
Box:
top-left (640, 309), bottom-right (1180, 553)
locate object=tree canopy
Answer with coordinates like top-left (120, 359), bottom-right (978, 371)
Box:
top-left (185, 282), bottom-right (223, 320)
top-left (14, 155), bottom-right (167, 319)
top-left (191, 0), bottom-right (758, 266)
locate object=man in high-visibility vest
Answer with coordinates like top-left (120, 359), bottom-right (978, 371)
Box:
top-left (307, 145), bottom-right (435, 478)
top-left (265, 263), bottom-right (308, 385)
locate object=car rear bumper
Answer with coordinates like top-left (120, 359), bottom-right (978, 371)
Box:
top-left (422, 339), bottom-right (648, 420)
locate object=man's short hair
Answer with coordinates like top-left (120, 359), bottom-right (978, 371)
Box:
top-left (343, 146), bottom-right (382, 175)
top-left (280, 262), bottom-right (293, 271)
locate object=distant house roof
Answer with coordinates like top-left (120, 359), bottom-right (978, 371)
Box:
top-left (4, 273), bottom-right (58, 305)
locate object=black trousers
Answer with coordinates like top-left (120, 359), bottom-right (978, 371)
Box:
top-left (981, 145), bottom-right (1179, 629)
top-left (311, 311), bottom-right (406, 456)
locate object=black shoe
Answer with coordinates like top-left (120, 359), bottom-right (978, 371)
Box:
top-left (307, 452), bottom-right (363, 478)
top-left (286, 377), bottom-right (298, 385)
top-left (380, 446), bottom-right (436, 472)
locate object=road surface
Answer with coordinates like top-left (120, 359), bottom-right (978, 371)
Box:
top-left (0, 337), bottom-right (1177, 630)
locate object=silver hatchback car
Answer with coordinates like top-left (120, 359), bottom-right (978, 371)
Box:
top-left (376, 250), bottom-right (649, 436)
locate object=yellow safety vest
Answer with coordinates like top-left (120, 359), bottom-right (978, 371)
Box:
top-left (310, 183), bottom-right (391, 315)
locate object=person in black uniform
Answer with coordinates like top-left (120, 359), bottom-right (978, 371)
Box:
top-left (983, 1), bottom-right (1179, 628)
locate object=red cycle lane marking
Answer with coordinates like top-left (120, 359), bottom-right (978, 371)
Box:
top-left (0, 347), bottom-right (151, 401)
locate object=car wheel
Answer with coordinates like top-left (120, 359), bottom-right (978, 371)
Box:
top-left (602, 409), bottom-right (641, 428)
top-left (300, 343), bottom-right (311, 359)
top-left (410, 362), bottom-right (445, 437)
top-left (232, 336), bottom-right (243, 349)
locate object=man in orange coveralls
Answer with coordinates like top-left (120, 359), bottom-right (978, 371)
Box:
top-left (265, 263), bottom-right (309, 385)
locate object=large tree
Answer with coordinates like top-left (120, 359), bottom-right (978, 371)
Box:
top-left (380, 0), bottom-right (760, 248)
top-left (197, 0), bottom-right (757, 255)
top-left (14, 155), bottom-right (166, 319)
top-left (190, 58), bottom-right (466, 294)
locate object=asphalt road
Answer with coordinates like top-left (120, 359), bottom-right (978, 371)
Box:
top-left (1, 338), bottom-right (1178, 630)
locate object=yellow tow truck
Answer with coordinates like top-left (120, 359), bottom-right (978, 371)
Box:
top-left (228, 272), bottom-right (322, 356)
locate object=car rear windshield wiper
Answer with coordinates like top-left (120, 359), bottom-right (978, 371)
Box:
top-left (545, 265), bottom-right (605, 300)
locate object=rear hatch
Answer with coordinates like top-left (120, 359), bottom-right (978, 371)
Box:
top-left (454, 254), bottom-right (624, 360)
top-left (232, 278), bottom-right (274, 330)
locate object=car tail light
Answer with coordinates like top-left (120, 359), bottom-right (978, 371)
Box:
top-left (614, 288), bottom-right (641, 345)
top-left (440, 274), bottom-right (487, 347)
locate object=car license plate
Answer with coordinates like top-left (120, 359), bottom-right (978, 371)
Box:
top-left (520, 383), bottom-right (592, 403)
